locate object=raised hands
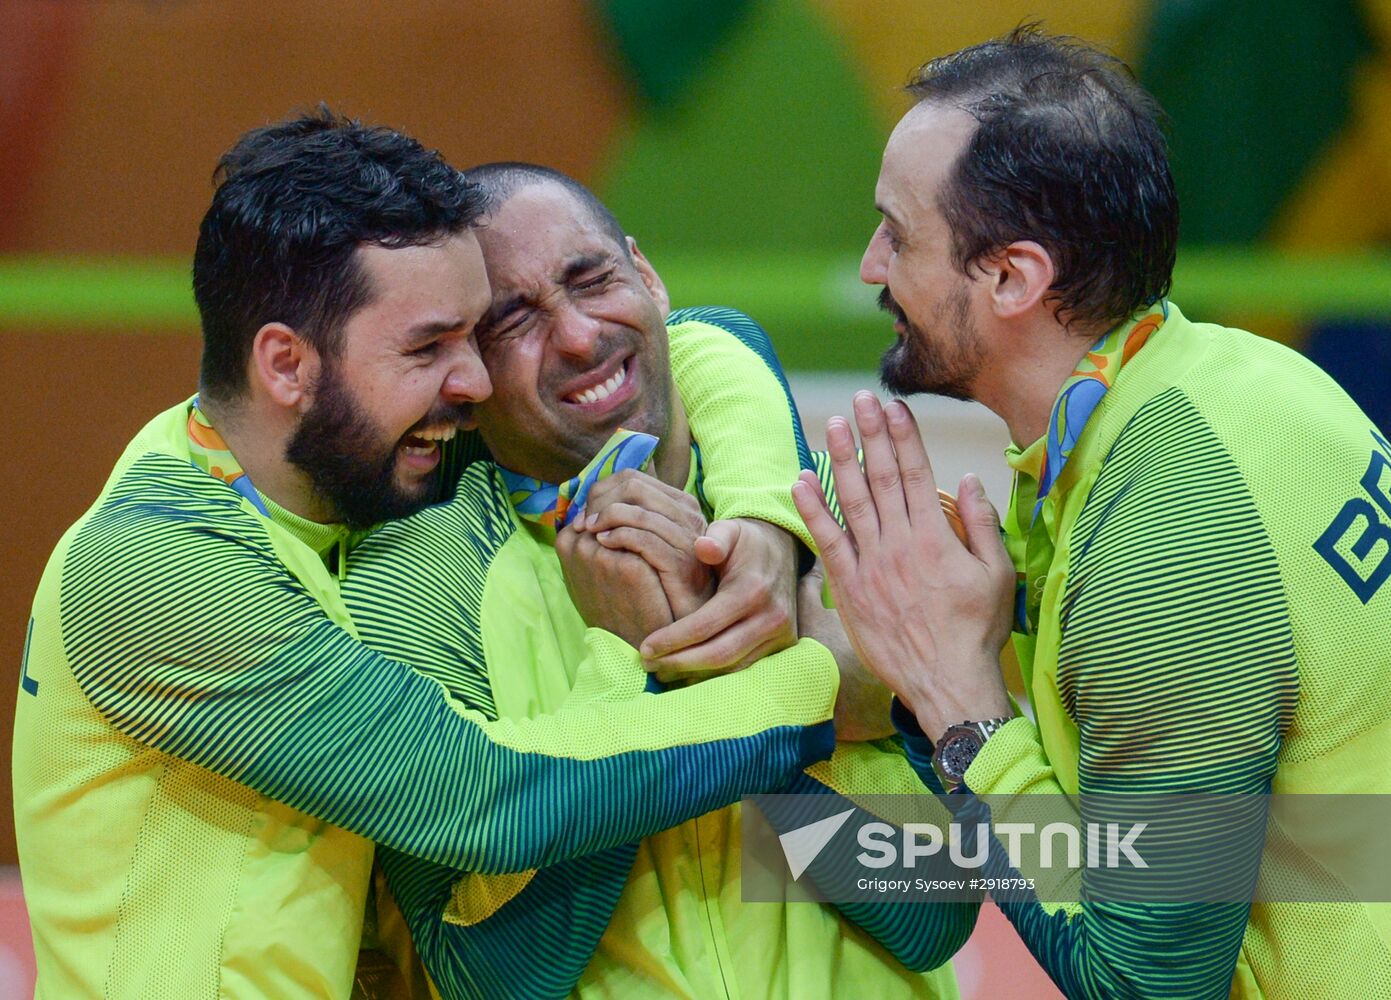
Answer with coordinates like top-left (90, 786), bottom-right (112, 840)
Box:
top-left (791, 392), bottom-right (1014, 740)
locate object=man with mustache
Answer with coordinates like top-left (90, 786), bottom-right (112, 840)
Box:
top-left (339, 163), bottom-right (979, 999)
top-left (795, 26), bottom-right (1391, 999)
top-left (13, 111), bottom-right (852, 1000)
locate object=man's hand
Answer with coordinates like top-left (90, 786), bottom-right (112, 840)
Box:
top-left (791, 392), bottom-right (1014, 740)
top-left (556, 522), bottom-right (674, 649)
top-left (639, 518), bottom-right (799, 679)
top-left (798, 564), bottom-right (895, 741)
top-left (578, 470), bottom-right (715, 619)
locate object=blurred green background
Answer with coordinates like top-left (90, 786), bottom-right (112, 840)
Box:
top-left (5, 0), bottom-right (1391, 367)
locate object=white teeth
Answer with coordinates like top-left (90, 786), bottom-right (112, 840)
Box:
top-left (411, 426), bottom-right (458, 443)
top-left (569, 365), bottom-right (626, 405)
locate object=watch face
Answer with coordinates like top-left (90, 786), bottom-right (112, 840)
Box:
top-left (938, 731), bottom-right (984, 781)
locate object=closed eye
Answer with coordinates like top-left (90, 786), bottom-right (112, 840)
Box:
top-left (573, 269), bottom-right (613, 293)
top-left (478, 311), bottom-right (530, 348)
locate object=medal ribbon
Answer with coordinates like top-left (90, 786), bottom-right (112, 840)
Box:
top-left (1006, 303), bottom-right (1167, 635)
top-left (500, 428), bottom-right (660, 535)
top-left (186, 396), bottom-right (270, 516)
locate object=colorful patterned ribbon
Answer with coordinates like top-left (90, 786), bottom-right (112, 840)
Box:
top-left (1005, 302), bottom-right (1168, 634)
top-left (186, 396), bottom-right (270, 516)
top-left (500, 428), bottom-right (660, 534)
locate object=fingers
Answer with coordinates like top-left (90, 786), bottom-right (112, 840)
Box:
top-left (640, 588), bottom-right (744, 660)
top-left (589, 502), bottom-right (702, 553)
top-left (883, 400), bottom-right (943, 531)
top-left (791, 471), bottom-right (858, 580)
top-left (580, 470), bottom-right (704, 534)
top-left (592, 525), bottom-right (687, 573)
top-left (824, 414), bottom-right (877, 551)
top-left (957, 473), bottom-right (1012, 579)
top-left (646, 607), bottom-right (793, 672)
top-left (853, 391), bottom-right (909, 530)
top-left (695, 520), bottom-right (740, 567)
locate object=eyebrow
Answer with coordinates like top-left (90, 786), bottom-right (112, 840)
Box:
top-left (875, 202), bottom-right (903, 228)
top-left (483, 251), bottom-right (616, 328)
top-left (402, 317), bottom-right (467, 348)
top-left (482, 295), bottom-right (524, 331)
top-left (559, 252), bottom-right (614, 285)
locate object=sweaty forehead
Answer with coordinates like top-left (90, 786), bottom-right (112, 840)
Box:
top-left (878, 103), bottom-right (976, 217)
top-left (475, 183), bottom-right (622, 294)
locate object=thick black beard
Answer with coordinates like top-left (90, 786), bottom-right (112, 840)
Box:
top-left (284, 363), bottom-right (437, 530)
top-left (876, 286), bottom-right (979, 402)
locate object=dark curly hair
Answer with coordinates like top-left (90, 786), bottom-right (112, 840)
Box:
top-left (193, 105), bottom-right (484, 401)
top-left (906, 25), bottom-right (1178, 329)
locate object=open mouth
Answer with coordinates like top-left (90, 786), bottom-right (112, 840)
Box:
top-left (400, 424), bottom-right (457, 457)
top-left (562, 356), bottom-right (635, 409)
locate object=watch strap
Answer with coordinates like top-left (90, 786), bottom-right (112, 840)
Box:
top-left (931, 715), bottom-right (1015, 790)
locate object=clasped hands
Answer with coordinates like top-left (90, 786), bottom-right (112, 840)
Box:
top-left (791, 392), bottom-right (1015, 741)
top-left (555, 470), bottom-right (798, 682)
top-left (555, 469), bottom-right (900, 740)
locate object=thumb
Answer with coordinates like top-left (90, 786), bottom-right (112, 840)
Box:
top-left (958, 473), bottom-right (1008, 569)
top-left (695, 519), bottom-right (741, 567)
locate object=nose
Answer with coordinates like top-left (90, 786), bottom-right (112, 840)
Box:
top-left (550, 301), bottom-right (603, 361)
top-left (860, 223), bottom-right (889, 286)
top-left (441, 341), bottom-right (492, 405)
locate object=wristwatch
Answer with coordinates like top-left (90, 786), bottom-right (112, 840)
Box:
top-left (931, 717), bottom-right (1014, 791)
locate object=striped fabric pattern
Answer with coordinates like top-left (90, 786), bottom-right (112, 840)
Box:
top-left (334, 308), bottom-right (842, 998)
top-left (59, 453), bottom-right (832, 877)
top-left (349, 462), bottom-right (514, 716)
top-left (338, 312), bottom-right (960, 997)
top-left (989, 388), bottom-right (1298, 998)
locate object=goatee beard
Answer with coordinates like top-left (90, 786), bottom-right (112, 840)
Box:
top-left (876, 286), bottom-right (981, 402)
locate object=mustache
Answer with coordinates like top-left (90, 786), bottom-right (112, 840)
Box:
top-left (543, 333), bottom-right (633, 386)
top-left (405, 401), bottom-right (475, 436)
top-left (877, 287), bottom-right (908, 324)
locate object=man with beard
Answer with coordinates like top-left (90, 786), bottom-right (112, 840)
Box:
top-left (794, 26), bottom-right (1391, 999)
top-left (339, 164), bottom-right (978, 1000)
top-left (13, 111), bottom-right (850, 1000)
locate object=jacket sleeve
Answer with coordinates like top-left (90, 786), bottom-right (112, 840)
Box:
top-left (666, 306), bottom-right (816, 555)
top-left (769, 743), bottom-right (982, 973)
top-left (893, 391), bottom-right (1299, 999)
top-left (59, 453), bottom-right (838, 876)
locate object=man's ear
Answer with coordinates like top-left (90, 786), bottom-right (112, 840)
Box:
top-left (980, 240), bottom-right (1055, 320)
top-left (628, 237), bottom-right (671, 319)
top-left (250, 322), bottom-right (318, 409)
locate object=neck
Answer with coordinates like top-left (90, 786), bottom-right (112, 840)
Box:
top-left (202, 394), bottom-right (338, 524)
top-left (650, 380), bottom-right (691, 487)
top-left (972, 315), bottom-right (1109, 447)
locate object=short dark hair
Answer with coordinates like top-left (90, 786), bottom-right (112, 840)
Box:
top-left (906, 25), bottom-right (1178, 330)
top-left (465, 161), bottom-right (629, 256)
top-left (193, 106), bottom-right (484, 401)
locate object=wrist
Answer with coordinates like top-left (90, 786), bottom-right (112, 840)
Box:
top-left (897, 661), bottom-right (1010, 742)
